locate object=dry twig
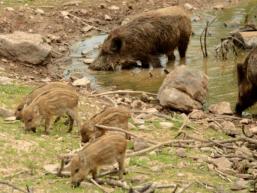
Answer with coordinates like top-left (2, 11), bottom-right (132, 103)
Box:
top-left (0, 180), bottom-right (28, 193)
top-left (91, 90), bottom-right (157, 97)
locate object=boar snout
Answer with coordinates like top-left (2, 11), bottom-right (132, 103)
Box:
top-left (71, 181), bottom-right (81, 188)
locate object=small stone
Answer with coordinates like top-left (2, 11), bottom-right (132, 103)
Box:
top-left (131, 100), bottom-right (144, 109)
top-left (176, 148), bottom-right (186, 158)
top-left (0, 107), bottom-right (14, 118)
top-left (104, 14), bottom-right (112, 21)
top-left (35, 8), bottom-right (44, 15)
top-left (60, 11), bottom-right (69, 18)
top-left (189, 109), bottom-right (206, 119)
top-left (213, 157), bottom-right (232, 171)
top-left (208, 101), bottom-right (233, 115)
top-left (81, 25), bottom-right (93, 33)
top-left (159, 122), bottom-right (174, 129)
top-left (41, 77), bottom-right (51, 82)
top-left (1, 58), bottom-right (8, 63)
top-left (192, 16), bottom-right (201, 22)
top-left (83, 58), bottom-right (94, 64)
top-left (249, 127), bottom-right (257, 134)
top-left (184, 3), bottom-right (194, 11)
top-left (4, 116), bottom-right (16, 121)
top-left (0, 76), bottom-right (13, 85)
top-left (72, 77), bottom-right (90, 87)
top-left (57, 137), bottom-right (64, 142)
top-left (177, 173), bottom-right (185, 177)
top-left (213, 4), bottom-right (225, 10)
top-left (149, 151), bottom-right (156, 156)
top-left (221, 121), bottom-right (239, 136)
top-left (99, 3), bottom-right (106, 8)
top-left (231, 179), bottom-right (248, 191)
top-left (5, 7), bottom-right (14, 11)
top-left (133, 139), bottom-right (149, 151)
top-left (240, 119), bottom-right (250, 124)
top-left (108, 5), bottom-right (120, 10)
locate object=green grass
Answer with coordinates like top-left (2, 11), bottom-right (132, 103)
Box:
top-left (0, 83), bottom-right (245, 193)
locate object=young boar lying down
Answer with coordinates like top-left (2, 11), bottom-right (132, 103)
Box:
top-left (22, 89), bottom-right (80, 134)
top-left (80, 107), bottom-right (130, 143)
top-left (236, 47), bottom-right (257, 114)
top-left (69, 134), bottom-right (127, 187)
top-left (89, 6), bottom-right (192, 70)
top-left (15, 82), bottom-right (75, 120)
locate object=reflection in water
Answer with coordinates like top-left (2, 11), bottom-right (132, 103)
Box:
top-left (66, 0), bottom-right (257, 109)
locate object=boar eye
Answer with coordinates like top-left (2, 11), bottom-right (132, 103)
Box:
top-left (75, 168), bottom-right (79, 173)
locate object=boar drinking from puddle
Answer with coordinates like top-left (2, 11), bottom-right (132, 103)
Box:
top-left (89, 6), bottom-right (192, 70)
top-left (69, 134), bottom-right (127, 187)
top-left (80, 106), bottom-right (130, 143)
top-left (22, 89), bottom-right (79, 134)
top-left (236, 47), bottom-right (257, 114)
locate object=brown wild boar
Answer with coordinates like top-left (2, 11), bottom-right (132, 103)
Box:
top-left (69, 134), bottom-right (127, 187)
top-left (15, 82), bottom-right (75, 120)
top-left (236, 47), bottom-right (257, 114)
top-left (89, 6), bottom-right (192, 70)
top-left (80, 107), bottom-right (130, 143)
top-left (22, 89), bottom-right (79, 134)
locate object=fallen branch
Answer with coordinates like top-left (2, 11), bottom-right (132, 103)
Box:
top-left (127, 139), bottom-right (195, 157)
top-left (178, 182), bottom-right (194, 193)
top-left (0, 180), bottom-right (28, 193)
top-left (91, 90), bottom-right (157, 97)
top-left (90, 178), bottom-right (111, 193)
top-left (96, 178), bottom-right (130, 190)
top-left (95, 124), bottom-right (158, 144)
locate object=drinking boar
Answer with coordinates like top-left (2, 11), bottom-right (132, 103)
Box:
top-left (89, 6), bottom-right (192, 70)
top-left (15, 82), bottom-right (75, 120)
top-left (69, 134), bottom-right (127, 187)
top-left (236, 47), bottom-right (257, 114)
top-left (80, 107), bottom-right (130, 143)
top-left (22, 89), bottom-right (80, 134)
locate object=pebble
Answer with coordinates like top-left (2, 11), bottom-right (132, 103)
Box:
top-left (104, 14), bottom-right (112, 21)
top-left (83, 58), bottom-right (94, 64)
top-left (108, 5), bottom-right (120, 10)
top-left (159, 122), bottom-right (174, 129)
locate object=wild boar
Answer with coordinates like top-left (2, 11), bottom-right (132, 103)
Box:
top-left (15, 82), bottom-right (75, 120)
top-left (89, 6), bottom-right (192, 70)
top-left (69, 134), bottom-right (127, 187)
top-left (22, 89), bottom-right (80, 134)
top-left (236, 47), bottom-right (257, 114)
top-left (80, 107), bottom-right (130, 143)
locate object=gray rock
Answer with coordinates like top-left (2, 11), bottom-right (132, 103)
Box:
top-left (72, 77), bottom-right (90, 87)
top-left (188, 109), bottom-right (206, 119)
top-left (0, 76), bottom-right (13, 85)
top-left (231, 178), bottom-right (248, 191)
top-left (176, 148), bottom-right (186, 158)
top-left (208, 101), bottom-right (233, 115)
top-left (159, 122), bottom-right (174, 129)
top-left (213, 157), bottom-right (232, 171)
top-left (0, 31), bottom-right (51, 65)
top-left (133, 139), bottom-right (149, 151)
top-left (0, 107), bottom-right (14, 118)
top-left (158, 66), bottom-right (208, 113)
top-left (221, 121), bottom-right (239, 136)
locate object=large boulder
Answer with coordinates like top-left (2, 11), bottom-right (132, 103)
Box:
top-left (158, 66), bottom-right (208, 113)
top-left (0, 31), bottom-right (51, 65)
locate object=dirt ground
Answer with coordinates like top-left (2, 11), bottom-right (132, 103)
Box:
top-left (0, 0), bottom-right (243, 82)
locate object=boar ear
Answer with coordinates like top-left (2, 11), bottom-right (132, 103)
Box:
top-left (111, 37), bottom-right (122, 52)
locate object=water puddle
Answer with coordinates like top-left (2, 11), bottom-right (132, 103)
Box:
top-left (66, 0), bottom-right (257, 109)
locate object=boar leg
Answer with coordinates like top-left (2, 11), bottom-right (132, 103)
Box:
top-left (44, 117), bottom-right (53, 134)
top-left (167, 50), bottom-right (175, 61)
top-left (117, 154), bottom-right (125, 179)
top-left (91, 168), bottom-right (98, 180)
top-left (66, 109), bottom-right (80, 132)
top-left (148, 55), bottom-right (161, 68)
top-left (178, 36), bottom-right (190, 58)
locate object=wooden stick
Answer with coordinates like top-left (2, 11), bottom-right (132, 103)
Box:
top-left (0, 180), bottom-right (28, 193)
top-left (91, 90), bottom-right (157, 97)
top-left (90, 178), bottom-right (110, 193)
top-left (95, 124), bottom-right (158, 144)
top-left (96, 179), bottom-right (130, 190)
top-left (179, 182), bottom-right (194, 193)
top-left (127, 139), bottom-right (195, 157)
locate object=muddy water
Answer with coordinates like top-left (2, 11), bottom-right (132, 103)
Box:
top-left (67, 0), bottom-right (257, 109)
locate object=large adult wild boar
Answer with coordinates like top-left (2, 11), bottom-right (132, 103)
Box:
top-left (89, 6), bottom-right (192, 70)
top-left (236, 47), bottom-right (257, 114)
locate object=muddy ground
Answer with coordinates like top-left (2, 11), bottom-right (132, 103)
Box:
top-left (1, 0), bottom-right (257, 193)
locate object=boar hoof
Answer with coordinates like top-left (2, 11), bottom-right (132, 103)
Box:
top-left (71, 181), bottom-right (81, 188)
